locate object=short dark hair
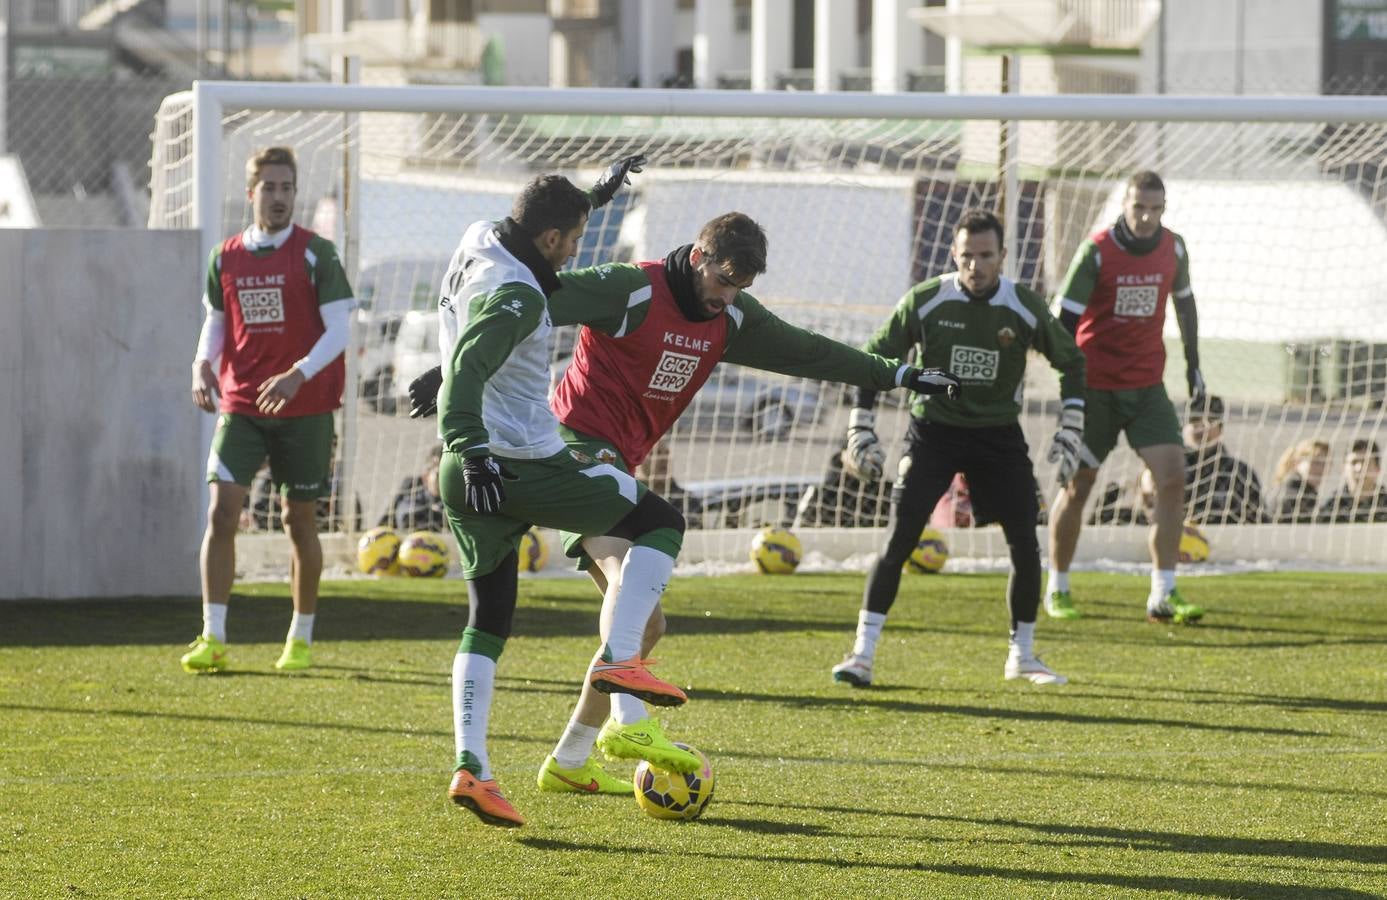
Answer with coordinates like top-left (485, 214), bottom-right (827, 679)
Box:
top-left (512, 175), bottom-right (591, 237)
top-left (1128, 170), bottom-right (1166, 194)
top-left (1187, 394), bottom-right (1225, 423)
top-left (954, 208), bottom-right (1003, 245)
top-left (247, 146), bottom-right (297, 190)
top-left (1349, 438), bottom-right (1380, 461)
top-left (696, 212), bottom-right (768, 281)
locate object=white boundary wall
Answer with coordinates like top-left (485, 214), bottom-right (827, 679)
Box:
top-left (0, 230), bottom-right (204, 599)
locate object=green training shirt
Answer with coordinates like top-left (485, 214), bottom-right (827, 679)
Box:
top-left (864, 272), bottom-right (1086, 427)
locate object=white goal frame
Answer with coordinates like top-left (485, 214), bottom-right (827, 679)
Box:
top-left (180, 82), bottom-right (1387, 570)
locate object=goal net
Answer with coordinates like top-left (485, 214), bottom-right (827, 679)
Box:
top-left (150, 84), bottom-right (1387, 570)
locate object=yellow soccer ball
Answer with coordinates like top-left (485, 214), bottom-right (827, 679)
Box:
top-left (633, 743), bottom-right (715, 821)
top-left (357, 526), bottom-right (401, 576)
top-left (517, 528), bottom-right (549, 573)
top-left (1178, 522), bottom-right (1210, 564)
top-left (904, 526), bottom-right (949, 574)
top-left (397, 531), bottom-right (451, 578)
top-left (750, 526), bottom-right (803, 574)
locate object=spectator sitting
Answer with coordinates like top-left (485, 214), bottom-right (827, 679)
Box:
top-left (1317, 439), bottom-right (1387, 523)
top-left (1271, 438), bottom-right (1330, 523)
top-left (379, 445), bottom-right (448, 533)
top-left (1183, 395), bottom-right (1267, 524)
top-left (1089, 466), bottom-right (1157, 526)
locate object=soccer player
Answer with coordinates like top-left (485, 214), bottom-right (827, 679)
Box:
top-left (184, 146), bottom-right (354, 674)
top-left (412, 210), bottom-right (961, 794)
top-left (434, 167), bottom-right (695, 828)
top-left (830, 208), bottom-right (1086, 688)
top-left (1044, 170), bottom-right (1207, 625)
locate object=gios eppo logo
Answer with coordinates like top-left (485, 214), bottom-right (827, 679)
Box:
top-left (950, 345), bottom-right (999, 382)
top-left (648, 350), bottom-right (700, 393)
top-left (238, 288), bottom-right (285, 324)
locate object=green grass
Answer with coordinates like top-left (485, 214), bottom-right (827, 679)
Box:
top-left (3, 572), bottom-right (1386, 899)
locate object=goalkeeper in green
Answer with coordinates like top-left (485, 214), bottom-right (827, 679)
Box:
top-left (830, 208), bottom-right (1087, 688)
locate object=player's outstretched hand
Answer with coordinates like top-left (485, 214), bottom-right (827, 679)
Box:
top-left (589, 153), bottom-right (647, 208)
top-left (1047, 406), bottom-right (1098, 485)
top-left (842, 408), bottom-right (886, 482)
top-left (461, 454), bottom-right (517, 514)
top-left (906, 367), bottom-right (962, 399)
top-left (409, 366), bottom-right (443, 419)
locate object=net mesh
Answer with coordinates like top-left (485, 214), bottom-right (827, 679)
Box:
top-left (150, 89), bottom-right (1387, 567)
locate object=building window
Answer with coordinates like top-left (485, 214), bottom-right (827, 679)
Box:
top-left (734, 0), bottom-right (751, 33)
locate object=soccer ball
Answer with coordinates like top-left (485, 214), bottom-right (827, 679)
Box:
top-left (633, 743), bottom-right (715, 821)
top-left (904, 526), bottom-right (949, 574)
top-left (750, 526), bottom-right (803, 574)
top-left (517, 528), bottom-right (548, 573)
top-left (1178, 522), bottom-right (1210, 564)
top-left (397, 531), bottom-right (451, 577)
top-left (356, 526), bottom-right (402, 575)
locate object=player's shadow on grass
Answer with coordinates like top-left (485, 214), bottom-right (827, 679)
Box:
top-left (1069, 681), bottom-right (1387, 715)
top-left (516, 836), bottom-right (1376, 898)
top-left (0, 588), bottom-right (850, 648)
top-left (693, 687), bottom-right (1328, 737)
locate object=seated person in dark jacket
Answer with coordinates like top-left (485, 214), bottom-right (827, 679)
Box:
top-left (379, 444), bottom-right (448, 533)
top-left (1090, 466), bottom-right (1156, 526)
top-left (1270, 438), bottom-right (1330, 523)
top-left (1317, 438), bottom-right (1387, 523)
top-left (1182, 395), bottom-right (1267, 524)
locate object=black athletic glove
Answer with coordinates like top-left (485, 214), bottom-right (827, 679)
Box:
top-left (1187, 367), bottom-right (1207, 408)
top-left (589, 154), bottom-right (646, 208)
top-left (905, 367), bottom-right (962, 399)
top-left (461, 454), bottom-right (517, 514)
top-left (408, 366), bottom-right (443, 419)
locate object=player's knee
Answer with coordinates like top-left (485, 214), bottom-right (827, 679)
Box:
top-left (609, 492), bottom-right (685, 543)
top-left (207, 497), bottom-right (241, 538)
top-left (280, 502), bottom-right (318, 540)
top-left (1068, 466), bottom-right (1098, 498)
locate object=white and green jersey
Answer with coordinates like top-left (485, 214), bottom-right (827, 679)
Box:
top-left (437, 220), bottom-right (565, 460)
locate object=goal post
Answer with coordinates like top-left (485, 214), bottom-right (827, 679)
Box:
top-left (151, 82), bottom-right (1387, 570)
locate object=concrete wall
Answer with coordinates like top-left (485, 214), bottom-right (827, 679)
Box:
top-left (0, 230), bottom-right (204, 599)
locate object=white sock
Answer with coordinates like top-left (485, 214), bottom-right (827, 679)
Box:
top-left (1047, 569), bottom-right (1070, 595)
top-left (552, 720), bottom-right (601, 770)
top-left (288, 612), bottom-right (315, 644)
top-left (453, 652), bottom-right (496, 780)
top-left (852, 610), bottom-right (887, 661)
top-left (604, 546), bottom-right (673, 660)
top-left (1010, 620), bottom-right (1036, 657)
top-left (1151, 569), bottom-right (1176, 601)
top-left (611, 692), bottom-right (648, 725)
top-left (203, 602), bottom-right (228, 643)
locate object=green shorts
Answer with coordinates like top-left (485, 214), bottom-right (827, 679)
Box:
top-left (1083, 384), bottom-right (1182, 464)
top-left (439, 444), bottom-right (647, 579)
top-left (556, 427), bottom-right (632, 565)
top-left (207, 412), bottom-right (334, 501)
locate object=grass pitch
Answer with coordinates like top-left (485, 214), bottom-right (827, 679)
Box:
top-left (3, 571), bottom-right (1386, 899)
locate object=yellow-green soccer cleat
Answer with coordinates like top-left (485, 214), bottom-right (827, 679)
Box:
top-left (1147, 589), bottom-right (1205, 625)
top-left (536, 755), bottom-right (634, 795)
top-left (180, 634), bottom-right (229, 673)
top-left (1044, 590), bottom-right (1081, 620)
top-left (274, 638), bottom-right (312, 671)
top-left (596, 717), bottom-right (700, 774)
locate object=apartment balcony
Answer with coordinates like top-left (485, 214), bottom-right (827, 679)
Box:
top-left (911, 0), bottom-right (1160, 50)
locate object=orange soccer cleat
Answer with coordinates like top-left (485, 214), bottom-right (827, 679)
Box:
top-left (447, 769), bottom-right (525, 827)
top-left (588, 656), bottom-right (688, 707)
